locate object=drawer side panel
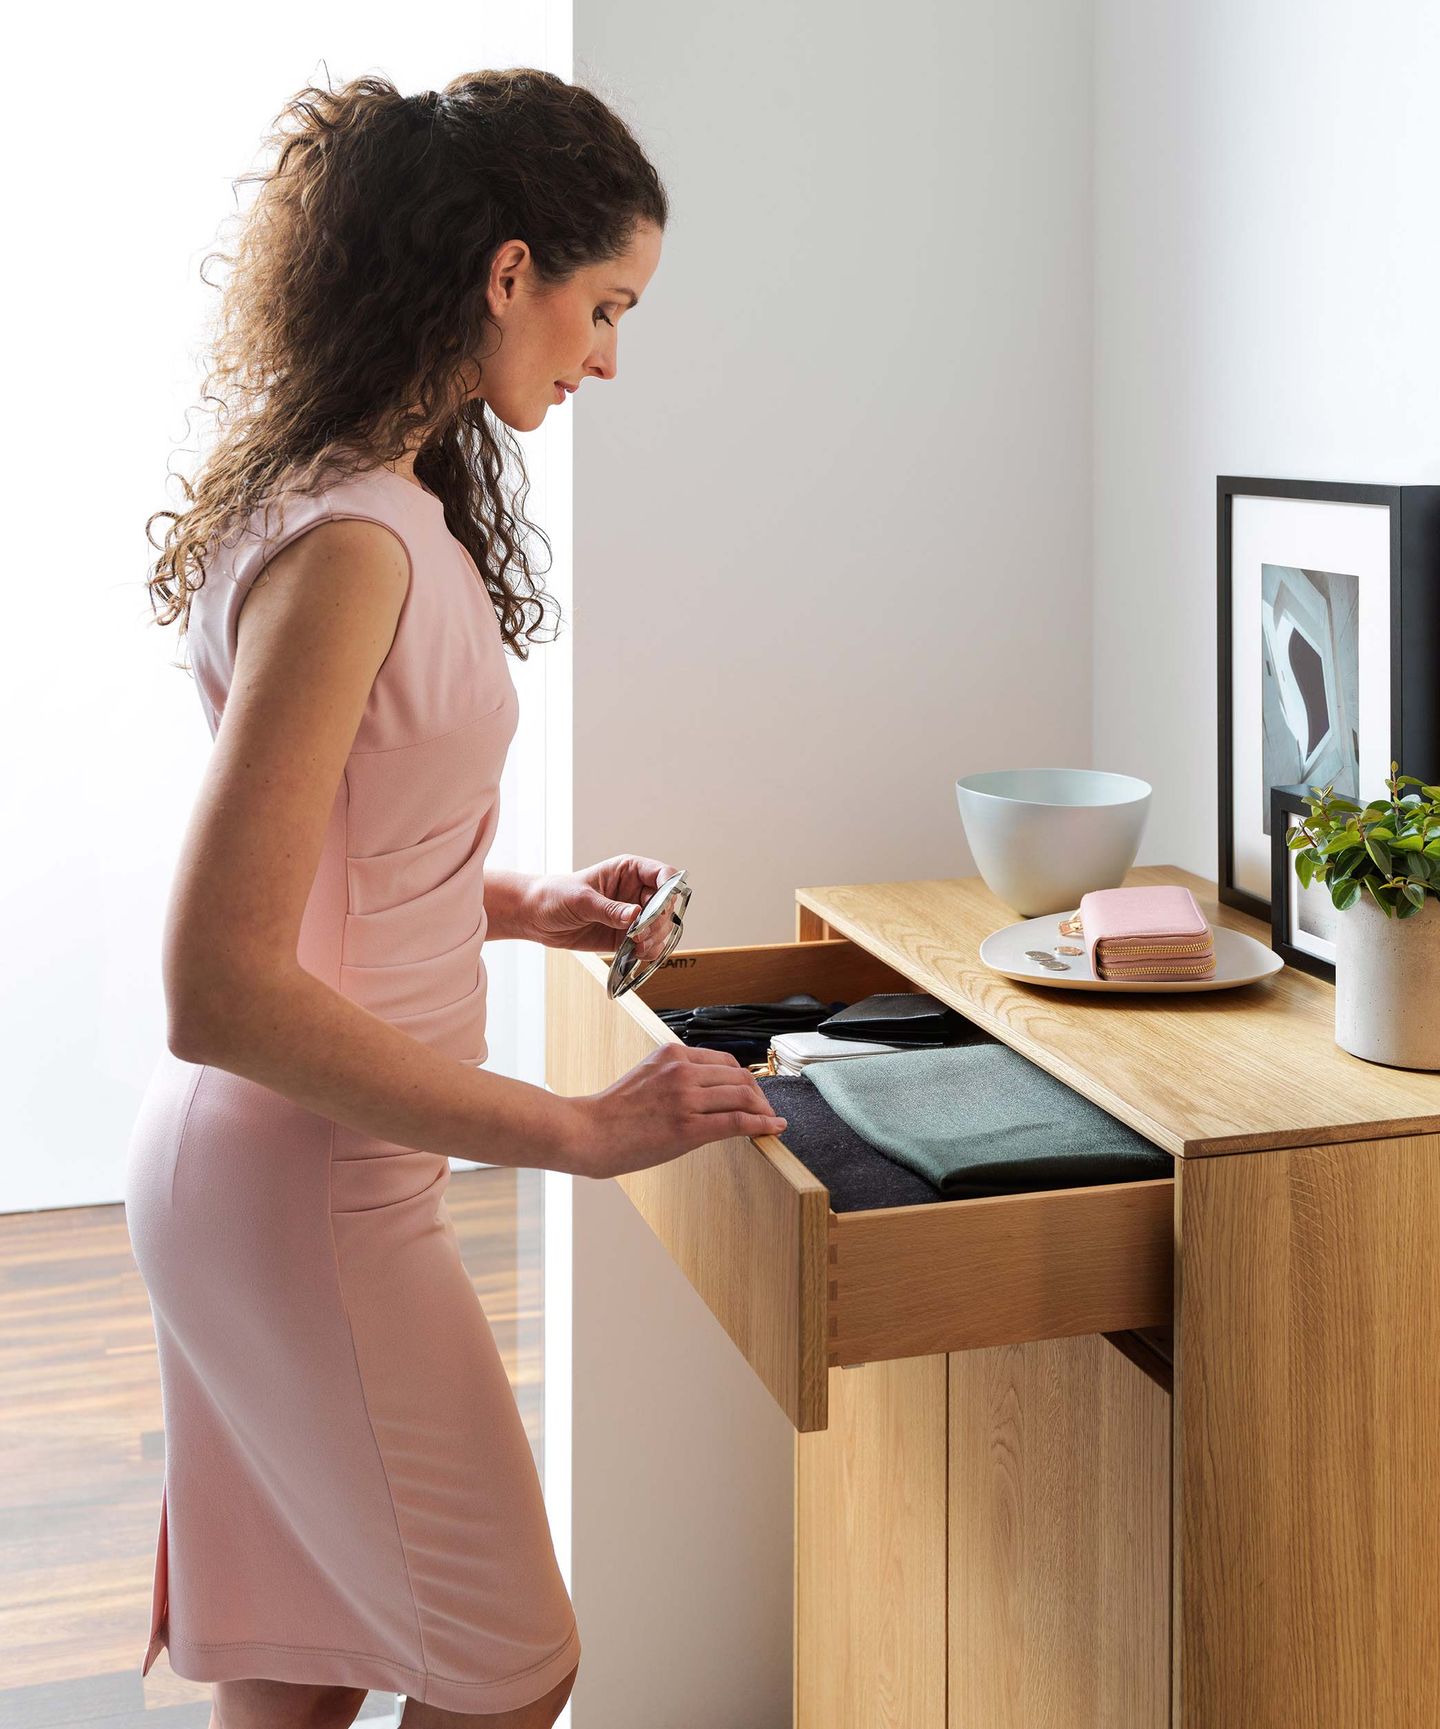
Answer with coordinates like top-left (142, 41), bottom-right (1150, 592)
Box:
top-left (546, 948), bottom-right (831, 1430)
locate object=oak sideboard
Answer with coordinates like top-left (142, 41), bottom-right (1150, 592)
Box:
top-left (545, 864), bottom-right (1440, 1728)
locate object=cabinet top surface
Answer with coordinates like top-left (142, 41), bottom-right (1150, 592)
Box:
top-left (795, 865), bottom-right (1440, 1157)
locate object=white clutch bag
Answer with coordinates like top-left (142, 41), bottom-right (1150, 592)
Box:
top-left (768, 1029), bottom-right (915, 1075)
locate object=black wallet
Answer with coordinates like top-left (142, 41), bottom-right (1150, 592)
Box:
top-left (814, 991), bottom-right (992, 1047)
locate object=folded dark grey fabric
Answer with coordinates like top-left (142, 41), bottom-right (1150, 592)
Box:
top-left (805, 1044), bottom-right (1171, 1197)
top-left (755, 1073), bottom-right (944, 1212)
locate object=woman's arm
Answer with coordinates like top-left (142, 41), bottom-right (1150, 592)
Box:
top-left (163, 518), bottom-right (585, 1174)
top-left (482, 867), bottom-right (540, 941)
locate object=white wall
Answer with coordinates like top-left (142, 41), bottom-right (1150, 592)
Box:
top-left (572, 0), bottom-right (1097, 949)
top-left (0, 5), bottom-right (564, 1214)
top-left (565, 5), bottom-right (1094, 1723)
top-left (1094, 0), bottom-right (1440, 876)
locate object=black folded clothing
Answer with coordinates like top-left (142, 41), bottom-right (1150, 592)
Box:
top-left (657, 994), bottom-right (847, 1065)
top-left (755, 1073), bottom-right (944, 1212)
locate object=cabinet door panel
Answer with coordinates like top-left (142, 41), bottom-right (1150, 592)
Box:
top-left (795, 1358), bottom-right (948, 1729)
top-left (949, 1335), bottom-right (1171, 1729)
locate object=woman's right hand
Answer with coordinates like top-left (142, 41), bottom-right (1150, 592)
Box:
top-left (558, 1043), bottom-right (789, 1179)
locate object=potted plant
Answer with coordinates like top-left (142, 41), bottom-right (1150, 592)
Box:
top-left (1286, 760), bottom-right (1440, 1069)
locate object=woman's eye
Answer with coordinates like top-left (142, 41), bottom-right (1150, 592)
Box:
top-left (594, 308), bottom-right (615, 327)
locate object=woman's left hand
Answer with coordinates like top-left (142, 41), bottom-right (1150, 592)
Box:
top-left (521, 855), bottom-right (681, 951)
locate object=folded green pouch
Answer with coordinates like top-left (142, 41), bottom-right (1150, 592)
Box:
top-left (804, 1043), bottom-right (1172, 1197)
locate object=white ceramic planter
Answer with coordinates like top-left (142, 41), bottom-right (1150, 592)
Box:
top-left (1334, 890), bottom-right (1440, 1070)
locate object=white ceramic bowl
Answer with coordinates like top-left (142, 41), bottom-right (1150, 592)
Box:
top-left (955, 768), bottom-right (1152, 917)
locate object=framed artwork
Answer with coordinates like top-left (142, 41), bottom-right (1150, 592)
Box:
top-left (1218, 476), bottom-right (1440, 922)
top-left (1269, 783), bottom-right (1336, 983)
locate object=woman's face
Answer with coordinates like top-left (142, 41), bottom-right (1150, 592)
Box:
top-left (469, 220), bottom-right (663, 431)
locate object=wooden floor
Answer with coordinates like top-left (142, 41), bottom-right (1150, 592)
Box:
top-left (0, 1166), bottom-right (546, 1726)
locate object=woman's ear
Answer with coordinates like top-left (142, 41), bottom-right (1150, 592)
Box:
top-left (485, 239), bottom-right (531, 319)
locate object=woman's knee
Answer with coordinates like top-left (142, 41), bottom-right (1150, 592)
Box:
top-left (399, 1655), bottom-right (579, 1729)
top-left (500, 1659), bottom-right (580, 1728)
top-left (212, 1678), bottom-right (369, 1729)
top-left (548, 1659), bottom-right (579, 1711)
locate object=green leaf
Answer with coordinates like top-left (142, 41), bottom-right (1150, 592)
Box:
top-left (1333, 877), bottom-right (1362, 911)
top-left (1391, 833), bottom-right (1424, 850)
top-left (1296, 852), bottom-right (1315, 888)
top-left (1408, 855), bottom-right (1432, 883)
top-left (1403, 880), bottom-right (1428, 909)
top-left (1365, 835), bottom-right (1393, 874)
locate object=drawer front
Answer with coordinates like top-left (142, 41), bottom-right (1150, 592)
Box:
top-left (546, 938), bottom-right (1175, 1432)
top-left (828, 1180), bottom-right (1173, 1365)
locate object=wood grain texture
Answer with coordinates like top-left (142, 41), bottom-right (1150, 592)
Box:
top-left (611, 934), bottom-right (915, 1015)
top-left (795, 1358), bottom-right (948, 1729)
top-left (795, 868), bottom-right (1440, 1156)
top-left (948, 1335), bottom-right (1171, 1729)
top-left (1175, 1138), bottom-right (1440, 1727)
top-left (545, 943), bottom-right (908, 1430)
top-left (1102, 1328), bottom-right (1173, 1395)
top-left (795, 905), bottom-right (833, 942)
top-left (828, 1179), bottom-right (1173, 1365)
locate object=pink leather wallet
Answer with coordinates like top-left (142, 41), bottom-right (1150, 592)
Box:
top-left (1076, 884), bottom-right (1216, 980)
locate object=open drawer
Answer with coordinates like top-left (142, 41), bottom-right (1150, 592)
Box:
top-left (544, 936), bottom-right (1173, 1431)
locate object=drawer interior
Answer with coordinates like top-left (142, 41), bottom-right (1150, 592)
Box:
top-left (630, 935), bottom-right (921, 1018)
top-left (547, 936), bottom-right (1174, 1430)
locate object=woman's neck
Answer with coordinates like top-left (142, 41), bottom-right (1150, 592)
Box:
top-left (380, 453), bottom-right (423, 487)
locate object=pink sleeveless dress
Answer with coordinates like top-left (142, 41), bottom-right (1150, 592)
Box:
top-left (122, 463), bottom-right (580, 1711)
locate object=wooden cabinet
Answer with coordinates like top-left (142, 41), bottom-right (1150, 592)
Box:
top-left (545, 867), bottom-right (1440, 1727)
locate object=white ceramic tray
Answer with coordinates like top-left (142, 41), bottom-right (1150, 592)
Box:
top-left (979, 910), bottom-right (1284, 993)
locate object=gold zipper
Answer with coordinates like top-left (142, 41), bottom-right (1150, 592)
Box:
top-left (1097, 939), bottom-right (1213, 959)
top-left (1099, 959), bottom-right (1216, 977)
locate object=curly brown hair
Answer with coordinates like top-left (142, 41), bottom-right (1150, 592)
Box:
top-left (145, 67), bottom-right (668, 661)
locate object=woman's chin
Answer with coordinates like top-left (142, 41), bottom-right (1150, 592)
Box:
top-left (464, 392), bottom-right (544, 433)
top-left (483, 404), bottom-right (543, 434)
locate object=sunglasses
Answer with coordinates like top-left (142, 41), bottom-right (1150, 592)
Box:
top-left (607, 868), bottom-right (692, 998)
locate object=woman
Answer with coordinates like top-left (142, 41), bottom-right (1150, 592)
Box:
top-left (125, 69), bottom-right (789, 1729)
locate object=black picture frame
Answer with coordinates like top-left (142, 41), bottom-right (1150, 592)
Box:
top-left (1269, 782), bottom-right (1336, 984)
top-left (1218, 476), bottom-right (1440, 923)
